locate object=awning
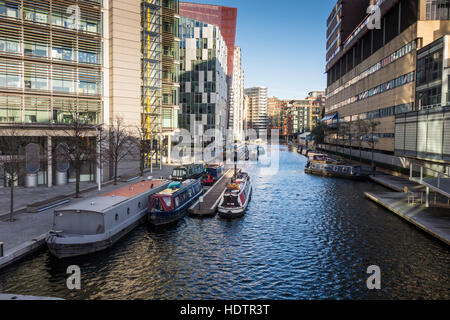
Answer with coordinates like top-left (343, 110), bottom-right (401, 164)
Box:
top-left (321, 113), bottom-right (338, 122)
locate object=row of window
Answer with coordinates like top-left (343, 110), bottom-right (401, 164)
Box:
top-left (327, 72), bottom-right (415, 113)
top-left (327, 40), bottom-right (416, 99)
top-left (0, 75), bottom-right (98, 95)
top-left (0, 3), bottom-right (100, 34)
top-left (0, 38), bottom-right (99, 64)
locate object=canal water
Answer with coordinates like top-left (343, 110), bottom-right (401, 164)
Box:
top-left (0, 145), bottom-right (449, 299)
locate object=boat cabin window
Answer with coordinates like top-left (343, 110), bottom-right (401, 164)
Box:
top-left (162, 196), bottom-right (172, 208)
top-left (172, 168), bottom-right (186, 178)
top-left (127, 208), bottom-right (130, 215)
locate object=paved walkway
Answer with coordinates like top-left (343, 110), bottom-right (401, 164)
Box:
top-left (365, 192), bottom-right (450, 246)
top-left (188, 169), bottom-right (234, 216)
top-left (370, 174), bottom-right (425, 193)
top-left (0, 164), bottom-right (176, 270)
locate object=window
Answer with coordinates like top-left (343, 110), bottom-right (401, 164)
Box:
top-left (162, 197), bottom-right (172, 208)
top-left (0, 1), bottom-right (19, 19)
top-left (24, 42), bottom-right (47, 57)
top-left (0, 38), bottom-right (19, 54)
top-left (79, 51), bottom-right (98, 64)
top-left (24, 8), bottom-right (48, 23)
top-left (115, 214), bottom-right (119, 221)
top-left (52, 47), bottom-right (73, 61)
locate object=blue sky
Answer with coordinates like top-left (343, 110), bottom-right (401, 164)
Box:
top-left (182, 0), bottom-right (336, 99)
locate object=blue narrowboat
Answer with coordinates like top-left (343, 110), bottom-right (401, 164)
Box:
top-left (147, 179), bottom-right (203, 226)
top-left (201, 163), bottom-right (224, 186)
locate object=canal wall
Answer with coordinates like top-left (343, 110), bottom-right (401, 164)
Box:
top-left (318, 144), bottom-right (450, 177)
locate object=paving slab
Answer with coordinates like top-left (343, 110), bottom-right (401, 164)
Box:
top-left (365, 192), bottom-right (450, 246)
top-left (370, 174), bottom-right (424, 192)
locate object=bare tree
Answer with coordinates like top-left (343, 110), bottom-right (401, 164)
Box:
top-left (0, 126), bottom-right (26, 222)
top-left (103, 117), bottom-right (133, 185)
top-left (134, 125), bottom-right (152, 177)
top-left (354, 118), bottom-right (369, 164)
top-left (339, 122), bottom-right (355, 162)
top-left (60, 109), bottom-right (99, 198)
top-left (367, 119), bottom-right (381, 168)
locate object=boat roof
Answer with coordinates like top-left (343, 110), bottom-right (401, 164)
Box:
top-left (157, 179), bottom-right (198, 196)
top-left (56, 179), bottom-right (168, 213)
top-left (101, 179), bottom-right (167, 198)
top-left (55, 196), bottom-right (129, 214)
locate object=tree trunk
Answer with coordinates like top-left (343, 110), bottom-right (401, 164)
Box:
top-left (140, 154), bottom-right (144, 177)
top-left (75, 167), bottom-right (80, 198)
top-left (10, 177), bottom-right (14, 222)
top-left (114, 158), bottom-right (118, 185)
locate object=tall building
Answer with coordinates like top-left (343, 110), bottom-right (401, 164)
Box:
top-left (179, 2), bottom-right (237, 77)
top-left (179, 2), bottom-right (237, 129)
top-left (229, 46), bottom-right (245, 141)
top-left (0, 0), bottom-right (182, 188)
top-left (267, 97), bottom-right (283, 133)
top-left (178, 15), bottom-right (228, 136)
top-left (324, 0), bottom-right (450, 169)
top-left (245, 86), bottom-right (268, 137)
top-left (140, 0), bottom-right (180, 164)
top-left (0, 0), bottom-right (103, 186)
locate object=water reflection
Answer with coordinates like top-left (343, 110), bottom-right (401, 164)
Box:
top-left (0, 145), bottom-right (449, 299)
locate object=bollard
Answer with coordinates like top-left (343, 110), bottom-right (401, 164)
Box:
top-left (0, 242), bottom-right (3, 257)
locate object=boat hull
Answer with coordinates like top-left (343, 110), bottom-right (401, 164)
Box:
top-left (218, 185), bottom-right (252, 219)
top-left (304, 168), bottom-right (368, 181)
top-left (147, 188), bottom-right (202, 226)
top-left (46, 214), bottom-right (146, 259)
top-left (148, 209), bottom-right (187, 226)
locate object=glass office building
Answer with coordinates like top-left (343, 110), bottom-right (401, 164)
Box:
top-left (0, 0), bottom-right (103, 186)
top-left (178, 15), bottom-right (228, 135)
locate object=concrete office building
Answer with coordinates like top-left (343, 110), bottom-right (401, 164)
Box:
top-left (0, 0), bottom-right (181, 188)
top-left (324, 0), bottom-right (450, 170)
top-left (178, 15), bottom-right (228, 136)
top-left (244, 86), bottom-right (268, 137)
top-left (0, 0), bottom-right (103, 187)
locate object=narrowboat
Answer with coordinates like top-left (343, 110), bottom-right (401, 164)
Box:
top-left (170, 164), bottom-right (204, 181)
top-left (201, 163), bottom-right (224, 186)
top-left (46, 179), bottom-right (170, 258)
top-left (218, 171), bottom-right (252, 219)
top-left (305, 161), bottom-right (369, 180)
top-left (148, 179), bottom-right (203, 226)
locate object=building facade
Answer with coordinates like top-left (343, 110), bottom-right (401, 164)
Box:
top-left (244, 86), bottom-right (268, 137)
top-left (178, 15), bottom-right (228, 136)
top-left (0, 0), bottom-right (103, 187)
top-left (324, 0), bottom-right (450, 169)
top-left (229, 46), bottom-right (245, 141)
top-left (179, 2), bottom-right (237, 135)
top-left (0, 0), bottom-right (182, 188)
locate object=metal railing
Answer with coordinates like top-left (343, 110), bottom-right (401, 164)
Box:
top-left (410, 162), bottom-right (450, 195)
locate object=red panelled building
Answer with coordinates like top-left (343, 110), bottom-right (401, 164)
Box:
top-left (179, 2), bottom-right (237, 77)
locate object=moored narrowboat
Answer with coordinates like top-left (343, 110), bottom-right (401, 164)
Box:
top-left (305, 161), bottom-right (368, 180)
top-left (201, 163), bottom-right (224, 186)
top-left (218, 171), bottom-right (252, 219)
top-left (46, 179), bottom-right (170, 259)
top-left (170, 164), bottom-right (204, 181)
top-left (148, 179), bottom-right (203, 226)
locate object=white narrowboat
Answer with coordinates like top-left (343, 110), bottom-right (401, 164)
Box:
top-left (46, 179), bottom-right (170, 258)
